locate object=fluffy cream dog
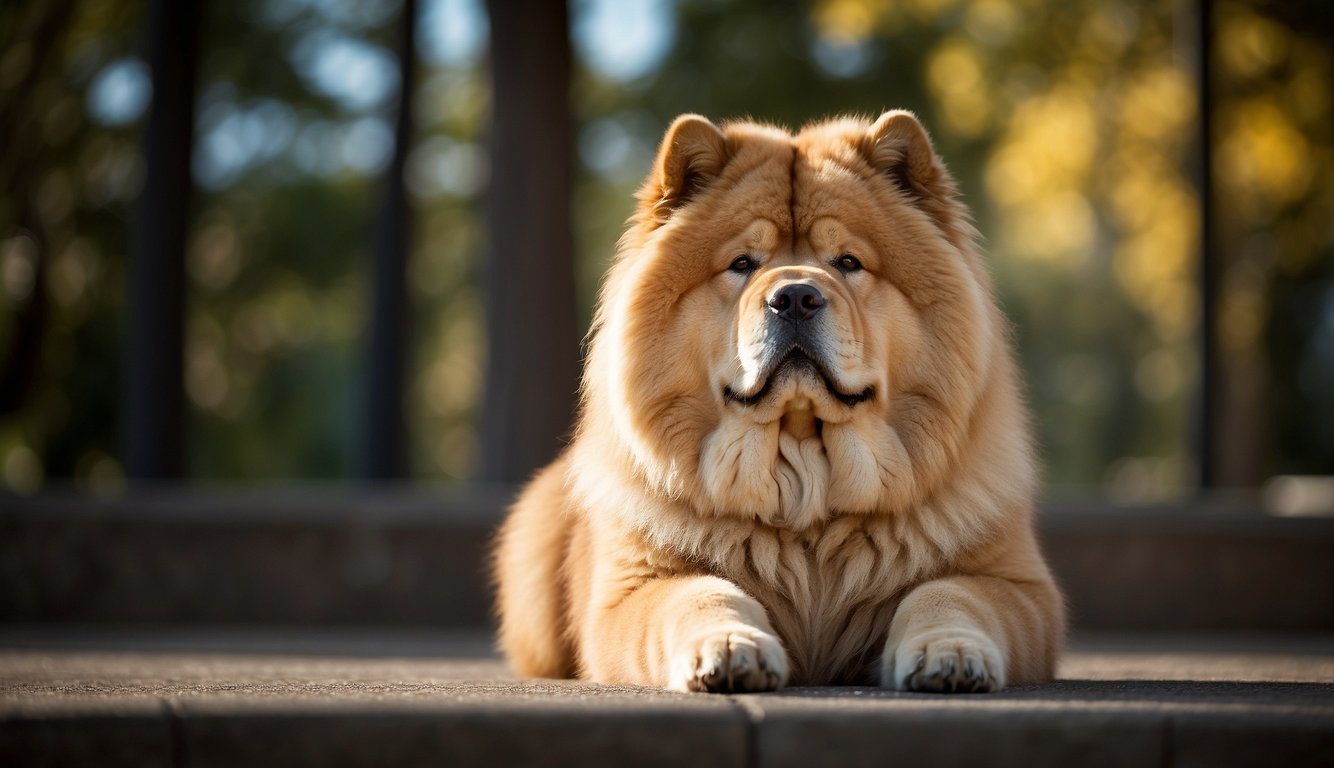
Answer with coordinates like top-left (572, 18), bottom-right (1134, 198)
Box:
top-left (494, 111), bottom-right (1064, 692)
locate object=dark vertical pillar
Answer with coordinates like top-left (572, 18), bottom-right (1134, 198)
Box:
top-left (1195, 0), bottom-right (1219, 489)
top-left (361, 0), bottom-right (419, 480)
top-left (124, 0), bottom-right (199, 480)
top-left (479, 0), bottom-right (578, 483)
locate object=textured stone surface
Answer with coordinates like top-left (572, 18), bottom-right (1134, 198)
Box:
top-left (2, 629), bottom-right (1332, 767)
top-left (5, 490), bottom-right (1333, 630)
top-left (741, 695), bottom-right (1168, 768)
top-left (1173, 711), bottom-right (1334, 768)
top-left (0, 490), bottom-right (506, 628)
top-left (0, 709), bottom-right (173, 768)
top-left (1040, 512), bottom-right (1334, 630)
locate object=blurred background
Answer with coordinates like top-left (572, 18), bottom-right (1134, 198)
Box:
top-left (0, 0), bottom-right (1330, 503)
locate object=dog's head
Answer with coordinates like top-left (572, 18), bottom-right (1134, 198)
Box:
top-left (582, 112), bottom-right (1020, 529)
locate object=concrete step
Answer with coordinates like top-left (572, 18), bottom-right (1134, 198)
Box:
top-left (1, 628), bottom-right (1332, 767)
top-left (3, 488), bottom-right (1333, 631)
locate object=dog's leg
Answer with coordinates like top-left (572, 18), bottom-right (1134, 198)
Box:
top-left (495, 460), bottom-right (578, 678)
top-left (581, 573), bottom-right (789, 693)
top-left (881, 571), bottom-right (1063, 692)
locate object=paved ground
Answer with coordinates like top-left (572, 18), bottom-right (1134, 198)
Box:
top-left (2, 627), bottom-right (1332, 767)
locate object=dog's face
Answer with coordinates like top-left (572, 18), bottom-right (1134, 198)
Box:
top-left (588, 113), bottom-right (999, 529)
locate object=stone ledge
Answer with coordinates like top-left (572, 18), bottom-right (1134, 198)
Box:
top-left (3, 488), bottom-right (1333, 630)
top-left (1, 629), bottom-right (1332, 767)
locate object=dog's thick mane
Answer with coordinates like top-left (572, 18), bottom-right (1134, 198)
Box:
top-left (567, 334), bottom-right (1034, 681)
top-left (571, 116), bottom-right (1032, 535)
top-left (567, 115), bottom-right (1039, 681)
top-left (496, 112), bottom-right (1062, 692)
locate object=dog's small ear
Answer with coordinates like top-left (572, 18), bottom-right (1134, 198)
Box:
top-left (862, 110), bottom-right (946, 200)
top-left (641, 114), bottom-right (729, 223)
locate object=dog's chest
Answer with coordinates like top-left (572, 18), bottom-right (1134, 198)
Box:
top-left (718, 518), bottom-right (928, 684)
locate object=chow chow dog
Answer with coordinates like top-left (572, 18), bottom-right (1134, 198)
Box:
top-left (494, 111), bottom-right (1064, 693)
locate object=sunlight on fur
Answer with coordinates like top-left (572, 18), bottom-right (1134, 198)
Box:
top-left (494, 111), bottom-right (1065, 693)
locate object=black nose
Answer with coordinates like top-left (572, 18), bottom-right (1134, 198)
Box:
top-left (767, 283), bottom-right (826, 322)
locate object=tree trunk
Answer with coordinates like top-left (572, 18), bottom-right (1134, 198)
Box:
top-left (124, 0), bottom-right (199, 481)
top-left (361, 0), bottom-right (418, 480)
top-left (478, 0), bottom-right (579, 483)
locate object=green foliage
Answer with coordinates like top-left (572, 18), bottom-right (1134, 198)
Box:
top-left (0, 0), bottom-right (1329, 495)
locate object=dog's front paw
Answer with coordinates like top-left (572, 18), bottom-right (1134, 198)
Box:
top-left (668, 626), bottom-right (789, 693)
top-left (884, 627), bottom-right (1005, 693)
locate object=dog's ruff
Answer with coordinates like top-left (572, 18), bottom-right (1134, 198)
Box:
top-left (494, 112), bottom-right (1065, 692)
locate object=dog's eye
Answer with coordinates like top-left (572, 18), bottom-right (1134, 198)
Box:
top-left (729, 255), bottom-right (757, 274)
top-left (835, 254), bottom-right (863, 274)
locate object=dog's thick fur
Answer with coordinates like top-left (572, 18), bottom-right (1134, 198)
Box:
top-left (494, 112), bottom-right (1064, 693)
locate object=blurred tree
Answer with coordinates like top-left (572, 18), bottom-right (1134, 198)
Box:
top-left (362, 0), bottom-right (419, 480)
top-left (124, 0), bottom-right (198, 480)
top-left (0, 0), bottom-right (76, 419)
top-left (1211, 0), bottom-right (1334, 480)
top-left (0, 0), bottom-right (141, 494)
top-left (478, 0), bottom-right (579, 484)
top-left (0, 0), bottom-right (1328, 496)
top-left (183, 0), bottom-right (400, 480)
top-left (568, 0), bottom-right (1333, 496)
